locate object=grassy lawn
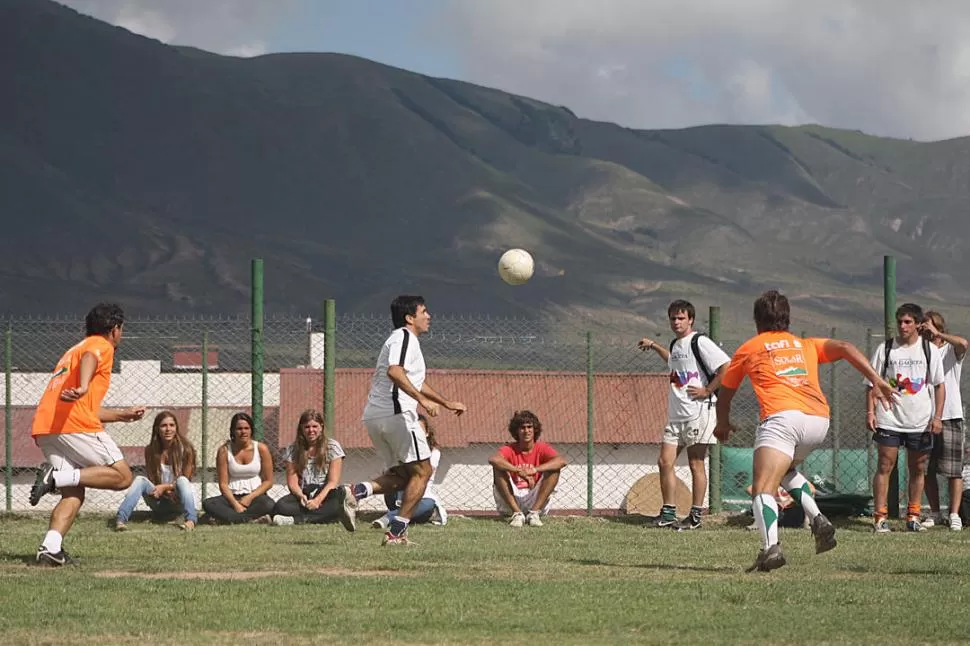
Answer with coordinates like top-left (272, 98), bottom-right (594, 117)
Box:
top-left (0, 513), bottom-right (968, 645)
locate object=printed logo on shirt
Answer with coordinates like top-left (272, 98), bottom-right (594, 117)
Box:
top-left (670, 370), bottom-right (700, 388)
top-left (766, 339), bottom-right (809, 386)
top-left (889, 373), bottom-right (925, 395)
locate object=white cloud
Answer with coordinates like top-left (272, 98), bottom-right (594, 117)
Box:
top-left (59, 0), bottom-right (291, 57)
top-left (431, 0), bottom-right (970, 140)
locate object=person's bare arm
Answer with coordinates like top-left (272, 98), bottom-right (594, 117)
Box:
top-left (215, 446), bottom-right (242, 511)
top-left (488, 450), bottom-right (521, 474)
top-left (638, 338), bottom-right (670, 362)
top-left (535, 455), bottom-right (568, 473)
top-left (59, 352), bottom-right (97, 401)
top-left (387, 365), bottom-right (439, 414)
top-left (420, 381), bottom-right (466, 416)
top-left (713, 386), bottom-right (737, 442)
top-left (240, 443), bottom-right (275, 506)
top-left (99, 407), bottom-right (146, 423)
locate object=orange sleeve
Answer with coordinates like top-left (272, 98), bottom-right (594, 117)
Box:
top-left (811, 338), bottom-right (835, 364)
top-left (720, 344), bottom-right (749, 390)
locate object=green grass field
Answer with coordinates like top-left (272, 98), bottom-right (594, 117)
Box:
top-left (1, 513), bottom-right (969, 645)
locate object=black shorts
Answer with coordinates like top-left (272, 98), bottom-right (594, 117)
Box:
top-left (874, 428), bottom-right (934, 452)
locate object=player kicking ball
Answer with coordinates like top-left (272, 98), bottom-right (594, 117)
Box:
top-left (715, 291), bottom-right (896, 572)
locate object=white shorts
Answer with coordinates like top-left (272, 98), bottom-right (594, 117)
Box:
top-left (754, 411), bottom-right (830, 462)
top-left (364, 410), bottom-right (431, 468)
top-left (36, 432), bottom-right (125, 470)
top-left (664, 404), bottom-right (717, 447)
top-left (493, 476), bottom-right (554, 516)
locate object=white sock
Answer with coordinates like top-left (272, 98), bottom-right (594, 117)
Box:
top-left (752, 493), bottom-right (779, 550)
top-left (53, 469), bottom-right (80, 488)
top-left (41, 530), bottom-right (63, 553)
top-left (781, 471), bottom-right (821, 522)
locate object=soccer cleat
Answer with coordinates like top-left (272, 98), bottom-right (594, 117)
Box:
top-left (674, 513), bottom-right (702, 532)
top-left (381, 531), bottom-right (416, 547)
top-left (746, 544), bottom-right (786, 573)
top-left (272, 515), bottom-right (295, 526)
top-left (905, 517), bottom-right (927, 532)
top-left (873, 518), bottom-right (891, 533)
top-left (114, 521), bottom-right (128, 532)
top-left (526, 511), bottom-right (543, 527)
top-left (29, 464), bottom-right (56, 506)
top-left (655, 506), bottom-right (678, 528)
top-left (508, 511), bottom-right (525, 527)
top-left (338, 485), bottom-right (358, 532)
top-left (950, 513), bottom-right (963, 531)
top-left (810, 514), bottom-right (837, 554)
top-left (36, 546), bottom-right (78, 567)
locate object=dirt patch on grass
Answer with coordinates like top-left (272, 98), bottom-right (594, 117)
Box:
top-left (94, 567), bottom-right (409, 580)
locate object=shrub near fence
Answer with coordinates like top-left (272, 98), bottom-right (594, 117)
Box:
top-left (1, 316), bottom-right (962, 516)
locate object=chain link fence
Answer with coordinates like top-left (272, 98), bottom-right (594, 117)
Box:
top-left (1, 316), bottom-right (964, 519)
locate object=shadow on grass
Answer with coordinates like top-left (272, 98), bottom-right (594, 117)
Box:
top-left (570, 557), bottom-right (736, 573)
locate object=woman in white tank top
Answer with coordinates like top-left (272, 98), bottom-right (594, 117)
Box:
top-left (201, 412), bottom-right (275, 524)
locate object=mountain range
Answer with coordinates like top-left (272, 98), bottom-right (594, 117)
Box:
top-left (3, 0), bottom-right (970, 338)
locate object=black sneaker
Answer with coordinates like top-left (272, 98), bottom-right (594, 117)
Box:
top-left (655, 507), bottom-right (678, 528)
top-left (675, 513), bottom-right (702, 531)
top-left (338, 485), bottom-right (358, 532)
top-left (810, 514), bottom-right (837, 554)
top-left (29, 464), bottom-right (56, 506)
top-left (36, 546), bottom-right (78, 567)
top-left (745, 544), bottom-right (786, 573)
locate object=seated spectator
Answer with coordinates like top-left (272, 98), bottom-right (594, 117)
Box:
top-left (373, 414), bottom-right (448, 529)
top-left (115, 411), bottom-right (198, 531)
top-left (201, 412), bottom-right (275, 524)
top-left (269, 409), bottom-right (355, 528)
top-left (489, 410), bottom-right (567, 527)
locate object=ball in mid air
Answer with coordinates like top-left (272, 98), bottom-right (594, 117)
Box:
top-left (497, 248), bottom-right (535, 286)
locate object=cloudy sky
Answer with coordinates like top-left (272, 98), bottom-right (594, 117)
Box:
top-left (60, 0), bottom-right (970, 141)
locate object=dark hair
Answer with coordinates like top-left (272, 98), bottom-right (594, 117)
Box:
top-left (507, 410), bottom-right (543, 441)
top-left (418, 413), bottom-right (439, 450)
top-left (753, 290), bottom-right (790, 332)
top-left (293, 409), bottom-right (327, 475)
top-left (667, 300), bottom-right (695, 321)
top-left (925, 310), bottom-right (946, 334)
top-left (85, 303), bottom-right (125, 336)
top-left (896, 303), bottom-right (924, 323)
top-left (229, 412), bottom-right (255, 443)
top-left (145, 411), bottom-right (196, 483)
top-left (391, 295), bottom-right (426, 329)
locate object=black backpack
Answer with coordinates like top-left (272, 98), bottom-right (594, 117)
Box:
top-left (669, 333), bottom-right (717, 397)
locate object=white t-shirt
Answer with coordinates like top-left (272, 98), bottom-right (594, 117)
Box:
top-left (868, 340), bottom-right (945, 433)
top-left (280, 438), bottom-right (346, 487)
top-left (667, 332), bottom-right (731, 422)
top-left (938, 343), bottom-right (964, 421)
top-left (363, 328), bottom-right (426, 420)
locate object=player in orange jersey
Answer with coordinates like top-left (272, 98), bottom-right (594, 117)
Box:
top-left (715, 291), bottom-right (895, 572)
top-left (29, 303), bottom-right (145, 566)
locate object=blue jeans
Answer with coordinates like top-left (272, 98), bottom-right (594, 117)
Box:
top-left (379, 495), bottom-right (437, 524)
top-left (116, 475), bottom-right (198, 524)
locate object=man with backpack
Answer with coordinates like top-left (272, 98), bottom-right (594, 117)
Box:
top-left (639, 300), bottom-right (730, 530)
top-left (867, 303), bottom-right (946, 533)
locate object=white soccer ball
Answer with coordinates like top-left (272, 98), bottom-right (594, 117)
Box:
top-left (497, 248), bottom-right (535, 286)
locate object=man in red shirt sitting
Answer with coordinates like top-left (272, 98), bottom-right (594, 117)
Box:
top-left (489, 410), bottom-right (567, 527)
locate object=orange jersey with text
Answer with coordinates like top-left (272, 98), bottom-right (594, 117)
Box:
top-left (721, 333), bottom-right (834, 420)
top-left (32, 336), bottom-right (115, 436)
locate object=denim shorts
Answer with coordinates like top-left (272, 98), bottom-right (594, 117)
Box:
top-left (873, 428), bottom-right (934, 452)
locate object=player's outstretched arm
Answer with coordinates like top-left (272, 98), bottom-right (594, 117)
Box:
top-left (387, 364), bottom-right (440, 415)
top-left (822, 339), bottom-right (895, 408)
top-left (99, 406), bottom-right (146, 423)
top-left (713, 386), bottom-right (737, 442)
top-left (420, 382), bottom-right (466, 416)
top-left (637, 338), bottom-right (670, 362)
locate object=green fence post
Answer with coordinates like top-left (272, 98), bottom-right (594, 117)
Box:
top-left (709, 306), bottom-right (722, 514)
top-left (586, 330), bottom-right (594, 517)
top-left (323, 299), bottom-right (336, 437)
top-left (884, 255), bottom-right (899, 518)
top-left (201, 329), bottom-right (209, 502)
top-left (251, 258), bottom-right (264, 442)
top-left (830, 327), bottom-right (840, 491)
top-left (5, 327), bottom-right (11, 513)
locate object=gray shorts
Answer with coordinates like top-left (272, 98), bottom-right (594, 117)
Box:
top-left (929, 419), bottom-right (965, 479)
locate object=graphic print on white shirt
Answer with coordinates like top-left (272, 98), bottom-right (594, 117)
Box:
top-left (667, 332), bottom-right (731, 423)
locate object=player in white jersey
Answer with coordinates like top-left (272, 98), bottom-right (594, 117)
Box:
top-left (921, 311), bottom-right (967, 530)
top-left (345, 295), bottom-right (466, 546)
top-left (639, 300), bottom-right (730, 530)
